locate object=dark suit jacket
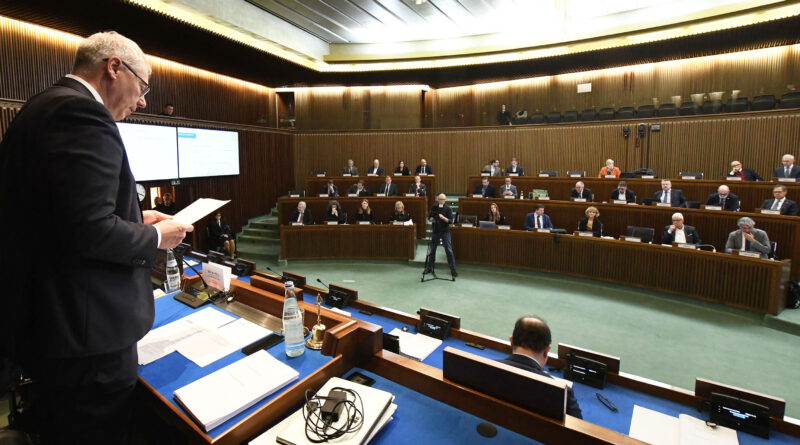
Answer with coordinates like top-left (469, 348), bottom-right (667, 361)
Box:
top-left (661, 225), bottom-right (701, 245)
top-left (341, 166), bottom-right (359, 176)
top-left (347, 185), bottom-right (370, 196)
top-left (761, 198), bottom-right (799, 216)
top-left (378, 183), bottom-right (399, 196)
top-left (577, 217), bottom-right (603, 237)
top-left (473, 183), bottom-right (496, 198)
top-left (390, 210), bottom-right (411, 222)
top-left (484, 213), bottom-right (507, 225)
top-left (356, 211), bottom-right (375, 223)
top-left (291, 209), bottom-right (314, 224)
top-left (325, 209), bottom-right (346, 224)
top-left (208, 219), bottom-right (232, 240)
top-left (729, 168), bottom-right (762, 181)
top-left (408, 182), bottom-right (427, 196)
top-left (610, 189), bottom-right (635, 203)
top-left (394, 166), bottom-right (410, 176)
top-left (704, 193), bottom-right (739, 211)
top-left (524, 213), bottom-right (553, 230)
top-left (367, 166), bottom-right (385, 176)
top-left (652, 189), bottom-right (687, 207)
top-left (415, 165), bottom-right (433, 175)
top-left (570, 188), bottom-right (593, 201)
top-left (773, 165), bottom-right (800, 179)
top-left (497, 354), bottom-right (582, 419)
top-left (506, 165), bottom-right (524, 176)
top-left (320, 185), bottom-right (338, 197)
top-left (0, 77), bottom-right (158, 360)
top-left (428, 204), bottom-right (453, 234)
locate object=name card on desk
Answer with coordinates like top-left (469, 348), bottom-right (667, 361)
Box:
top-left (656, 202), bottom-right (672, 207)
top-left (326, 221), bottom-right (338, 225)
top-left (405, 193), bottom-right (415, 197)
top-left (203, 261), bottom-right (231, 292)
top-left (536, 228), bottom-right (551, 233)
top-left (481, 173), bottom-right (490, 176)
top-left (676, 243), bottom-right (697, 249)
top-left (376, 193), bottom-right (386, 197)
top-left (622, 236), bottom-right (641, 243)
top-left (536, 196), bottom-right (550, 200)
top-left (348, 193), bottom-right (357, 197)
top-left (498, 225), bottom-right (511, 230)
top-left (508, 173), bottom-right (519, 177)
top-left (394, 173), bottom-right (402, 176)
top-left (538, 173), bottom-right (551, 177)
top-left (503, 195), bottom-right (515, 199)
top-left (777, 177), bottom-right (797, 182)
top-left (342, 173), bottom-right (352, 177)
top-left (316, 173), bottom-right (325, 177)
top-left (573, 198), bottom-right (587, 202)
top-left (641, 175), bottom-right (655, 179)
top-left (289, 194), bottom-right (300, 198)
top-left (472, 194), bottom-right (484, 198)
top-left (576, 231), bottom-right (594, 237)
top-left (726, 176), bottom-right (742, 181)
top-left (604, 175), bottom-right (616, 178)
top-left (291, 222), bottom-right (303, 226)
top-left (570, 174), bottom-right (582, 178)
top-left (419, 173), bottom-right (427, 176)
top-left (461, 223), bottom-right (474, 228)
top-left (704, 205), bottom-right (722, 211)
top-left (358, 221), bottom-right (371, 225)
top-left (612, 199), bottom-right (627, 205)
top-left (318, 194), bottom-right (328, 197)
top-left (367, 173), bottom-right (377, 176)
top-left (392, 221), bottom-right (404, 225)
top-left (681, 176), bottom-right (697, 180)
top-left (760, 209), bottom-right (780, 215)
top-left (735, 250), bottom-right (762, 259)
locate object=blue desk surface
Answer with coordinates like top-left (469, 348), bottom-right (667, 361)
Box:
top-left (139, 295), bottom-right (331, 439)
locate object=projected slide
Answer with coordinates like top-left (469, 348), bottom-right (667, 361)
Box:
top-left (116, 122), bottom-right (178, 181)
top-left (177, 127), bottom-right (240, 178)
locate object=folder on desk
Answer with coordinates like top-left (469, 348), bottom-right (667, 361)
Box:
top-left (173, 350), bottom-right (299, 432)
top-left (388, 328), bottom-right (441, 361)
top-left (629, 405), bottom-right (738, 445)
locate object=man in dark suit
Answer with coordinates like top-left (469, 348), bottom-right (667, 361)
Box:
top-left (415, 158), bottom-right (433, 175)
top-left (291, 201), bottom-right (314, 224)
top-left (497, 316), bottom-right (582, 419)
top-left (499, 177), bottom-right (518, 198)
top-left (347, 179), bottom-right (370, 197)
top-left (408, 175), bottom-right (427, 196)
top-left (506, 157), bottom-right (524, 176)
top-left (705, 185), bottom-right (739, 211)
top-left (728, 160), bottom-right (762, 181)
top-left (661, 212), bottom-right (702, 245)
top-left (472, 177), bottom-right (496, 198)
top-left (609, 180), bottom-right (635, 203)
top-left (424, 194), bottom-right (457, 277)
top-left (653, 179), bottom-right (687, 207)
top-left (367, 158), bottom-right (384, 176)
top-left (342, 159), bottom-right (359, 176)
top-left (320, 180), bottom-right (338, 197)
top-left (0, 32), bottom-right (193, 443)
top-left (773, 154), bottom-right (800, 179)
top-left (524, 205), bottom-right (553, 230)
top-left (761, 184), bottom-right (799, 216)
top-left (378, 175), bottom-right (399, 196)
top-left (570, 181), bottom-right (592, 201)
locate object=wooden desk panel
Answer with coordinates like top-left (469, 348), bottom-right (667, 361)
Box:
top-left (278, 196), bottom-right (427, 238)
top-left (458, 197), bottom-right (800, 280)
top-left (450, 227), bottom-right (789, 315)
top-left (305, 175), bottom-right (436, 206)
top-left (280, 224), bottom-right (416, 260)
top-left (466, 176), bottom-right (800, 212)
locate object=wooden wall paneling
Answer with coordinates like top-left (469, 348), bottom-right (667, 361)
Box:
top-left (0, 105), bottom-right (19, 142)
top-left (292, 87), bottom-right (423, 130)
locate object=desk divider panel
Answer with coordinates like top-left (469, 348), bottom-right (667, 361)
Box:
top-left (557, 343), bottom-right (621, 374)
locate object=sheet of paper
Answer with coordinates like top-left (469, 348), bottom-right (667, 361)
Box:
top-left (172, 198), bottom-right (230, 225)
top-left (678, 414), bottom-right (739, 445)
top-left (388, 328), bottom-right (442, 362)
top-left (629, 405), bottom-right (680, 445)
top-left (153, 288), bottom-right (166, 299)
top-left (176, 317), bottom-right (272, 367)
top-left (203, 261), bottom-right (232, 291)
top-left (137, 308), bottom-right (235, 365)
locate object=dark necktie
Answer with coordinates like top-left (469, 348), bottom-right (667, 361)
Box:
top-left (720, 197), bottom-right (725, 208)
top-left (786, 167), bottom-right (790, 177)
top-left (537, 215), bottom-right (542, 228)
top-left (745, 238), bottom-right (751, 250)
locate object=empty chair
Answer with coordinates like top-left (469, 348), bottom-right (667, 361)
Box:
top-left (679, 171), bottom-right (703, 179)
top-left (656, 103), bottom-right (677, 116)
top-left (619, 172), bottom-right (637, 179)
top-left (598, 107), bottom-right (615, 120)
top-left (566, 170), bottom-right (586, 177)
top-left (701, 100), bottom-right (724, 114)
top-left (685, 201), bottom-right (701, 209)
top-left (617, 106), bottom-right (635, 119)
top-left (563, 110), bottom-right (578, 122)
top-left (529, 113), bottom-right (545, 124)
top-left (539, 170), bottom-right (558, 177)
top-left (632, 167), bottom-right (657, 177)
top-left (636, 105), bottom-right (655, 118)
top-left (626, 226), bottom-right (655, 243)
top-left (751, 95), bottom-right (776, 111)
top-left (779, 92), bottom-right (800, 109)
top-left (726, 97), bottom-right (748, 112)
top-left (678, 102), bottom-right (700, 115)
top-left (546, 111), bottom-right (562, 123)
top-left (579, 109), bottom-right (597, 121)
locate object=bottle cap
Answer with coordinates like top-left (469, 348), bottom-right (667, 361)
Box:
top-left (284, 281), bottom-right (294, 288)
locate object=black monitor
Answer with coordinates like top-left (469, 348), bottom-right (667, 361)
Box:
top-left (282, 271), bottom-right (306, 288)
top-left (709, 392), bottom-right (770, 438)
top-left (326, 283), bottom-right (357, 308)
top-left (206, 250), bottom-right (226, 265)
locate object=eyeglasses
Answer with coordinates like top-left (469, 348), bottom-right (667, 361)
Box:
top-left (104, 58), bottom-right (150, 97)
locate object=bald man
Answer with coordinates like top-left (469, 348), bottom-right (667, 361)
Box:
top-left (705, 185), bottom-right (740, 211)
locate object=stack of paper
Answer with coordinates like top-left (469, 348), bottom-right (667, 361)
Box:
top-left (629, 405), bottom-right (739, 445)
top-left (388, 328), bottom-right (442, 361)
top-left (174, 350), bottom-right (299, 432)
top-left (138, 307), bottom-right (235, 365)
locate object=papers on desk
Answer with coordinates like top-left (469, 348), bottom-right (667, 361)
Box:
top-left (174, 350), bottom-right (299, 432)
top-left (172, 198), bottom-right (230, 225)
top-left (388, 328), bottom-right (441, 361)
top-left (138, 308), bottom-right (234, 365)
top-left (629, 405), bottom-right (738, 445)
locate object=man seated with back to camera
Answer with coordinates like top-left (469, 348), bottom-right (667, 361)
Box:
top-left (498, 316), bottom-right (582, 419)
top-left (661, 212), bottom-right (701, 245)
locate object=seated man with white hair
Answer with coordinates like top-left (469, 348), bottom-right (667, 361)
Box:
top-left (773, 154), bottom-right (800, 179)
top-left (704, 185), bottom-right (739, 211)
top-left (291, 201), bottom-right (313, 225)
top-left (597, 159), bottom-right (621, 178)
top-left (570, 181), bottom-right (593, 201)
top-left (661, 213), bottom-right (702, 245)
top-left (725, 217), bottom-right (772, 259)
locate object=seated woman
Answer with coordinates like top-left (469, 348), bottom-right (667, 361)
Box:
top-left (209, 211), bottom-right (236, 259)
top-left (394, 160), bottom-right (410, 176)
top-left (153, 196), bottom-right (164, 212)
top-left (597, 159), bottom-right (621, 178)
top-left (484, 202), bottom-right (507, 225)
top-left (291, 201), bottom-right (313, 225)
top-left (325, 200), bottom-right (346, 224)
top-left (390, 201), bottom-right (411, 222)
top-left (577, 206), bottom-right (603, 237)
top-left (355, 199), bottom-right (375, 223)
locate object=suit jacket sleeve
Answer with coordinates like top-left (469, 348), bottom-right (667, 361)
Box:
top-left (662, 226), bottom-right (674, 244)
top-left (689, 227), bottom-right (702, 245)
top-left (784, 200), bottom-right (799, 216)
top-left (567, 386), bottom-right (583, 419)
top-left (524, 214), bottom-right (534, 231)
top-left (725, 231), bottom-right (738, 253)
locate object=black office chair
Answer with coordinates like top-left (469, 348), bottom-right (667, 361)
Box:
top-left (288, 189), bottom-right (306, 197)
top-left (678, 102), bottom-right (700, 116)
top-left (779, 92), bottom-right (800, 109)
top-left (566, 170), bottom-right (586, 177)
top-left (457, 215), bottom-right (477, 226)
top-left (563, 110), bottom-right (578, 122)
top-left (685, 201), bottom-right (701, 209)
top-left (679, 171), bottom-right (703, 179)
top-left (539, 170), bottom-right (558, 177)
top-left (701, 100), bottom-right (725, 114)
top-left (751, 95), bottom-right (776, 111)
top-left (546, 112), bottom-right (562, 123)
top-left (579, 109), bottom-right (597, 121)
top-left (617, 107), bottom-right (635, 119)
top-left (726, 97), bottom-right (749, 112)
top-left (626, 226), bottom-right (655, 243)
top-left (636, 105), bottom-right (655, 118)
top-left (619, 172), bottom-right (636, 179)
top-left (598, 107), bottom-right (615, 120)
top-left (529, 113), bottom-right (546, 124)
top-left (657, 103), bottom-right (677, 116)
top-left (770, 241), bottom-right (778, 260)
top-left (632, 167), bottom-right (657, 177)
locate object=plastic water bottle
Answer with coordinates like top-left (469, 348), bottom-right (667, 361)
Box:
top-left (282, 281), bottom-right (305, 357)
top-left (164, 249), bottom-right (181, 293)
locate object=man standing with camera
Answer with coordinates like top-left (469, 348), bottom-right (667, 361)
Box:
top-left (424, 194), bottom-right (457, 277)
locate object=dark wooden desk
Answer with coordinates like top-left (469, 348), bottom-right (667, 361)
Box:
top-left (466, 176), bottom-right (800, 212)
top-left (279, 224), bottom-right (416, 260)
top-left (304, 175), bottom-right (436, 206)
top-left (458, 197), bottom-right (800, 280)
top-left (450, 226), bottom-right (789, 314)
top-left (278, 196), bottom-right (428, 238)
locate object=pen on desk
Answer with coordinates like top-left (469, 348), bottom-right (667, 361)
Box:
top-left (596, 393), bottom-right (618, 412)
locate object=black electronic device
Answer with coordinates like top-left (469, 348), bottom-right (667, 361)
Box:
top-left (173, 242), bottom-right (190, 258)
top-left (382, 333), bottom-right (400, 354)
top-left (173, 281), bottom-right (221, 308)
top-left (709, 392), bottom-right (770, 438)
top-left (321, 389), bottom-right (347, 422)
top-left (418, 313), bottom-right (451, 340)
top-left (282, 271), bottom-right (306, 288)
top-left (596, 393), bottom-right (618, 412)
top-left (564, 353), bottom-right (608, 389)
top-left (241, 333), bottom-right (283, 355)
top-left (325, 283), bottom-right (358, 308)
top-left (231, 259), bottom-right (255, 277)
top-left (465, 342), bottom-right (485, 350)
top-left (346, 372), bottom-right (376, 387)
top-left (206, 250), bottom-right (226, 265)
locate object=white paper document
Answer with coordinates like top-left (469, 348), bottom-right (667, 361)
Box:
top-left (388, 328), bottom-right (442, 362)
top-left (629, 405), bottom-right (738, 445)
top-left (137, 307), bottom-right (235, 365)
top-left (174, 350), bottom-right (299, 432)
top-left (203, 261), bottom-right (232, 291)
top-left (176, 317), bottom-right (272, 367)
top-left (172, 198), bottom-right (230, 225)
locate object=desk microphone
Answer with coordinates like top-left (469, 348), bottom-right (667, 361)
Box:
top-left (265, 266), bottom-right (282, 277)
top-left (697, 244), bottom-right (717, 252)
top-left (182, 258), bottom-right (211, 290)
top-left (316, 278), bottom-right (330, 290)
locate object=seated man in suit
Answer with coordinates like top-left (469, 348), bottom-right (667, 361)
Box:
top-left (773, 154), bottom-right (800, 179)
top-left (347, 179), bottom-right (370, 197)
top-left (570, 181), bottom-right (592, 201)
top-left (610, 181), bottom-right (635, 203)
top-left (472, 177), bottom-right (496, 198)
top-left (367, 159), bottom-right (384, 176)
top-left (342, 159), bottom-right (359, 176)
top-left (482, 159), bottom-right (504, 176)
top-left (597, 158), bottom-right (621, 178)
top-left (725, 216), bottom-right (771, 259)
top-left (415, 158), bottom-right (433, 175)
top-left (497, 316), bottom-right (582, 419)
top-left (661, 212), bottom-right (701, 245)
top-left (409, 175), bottom-right (427, 196)
top-left (761, 184), bottom-right (799, 216)
top-left (653, 179), bottom-right (687, 207)
top-left (498, 177), bottom-right (518, 198)
top-left (291, 201), bottom-right (313, 225)
top-left (704, 185), bottom-right (739, 211)
top-left (506, 157), bottom-right (524, 176)
top-left (320, 180), bottom-right (338, 197)
top-left (728, 160), bottom-right (762, 181)
top-left (524, 205), bottom-right (553, 231)
top-left (378, 175), bottom-right (399, 196)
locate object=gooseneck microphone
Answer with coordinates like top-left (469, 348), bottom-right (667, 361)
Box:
top-left (316, 278), bottom-right (330, 290)
top-left (182, 258), bottom-right (210, 290)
